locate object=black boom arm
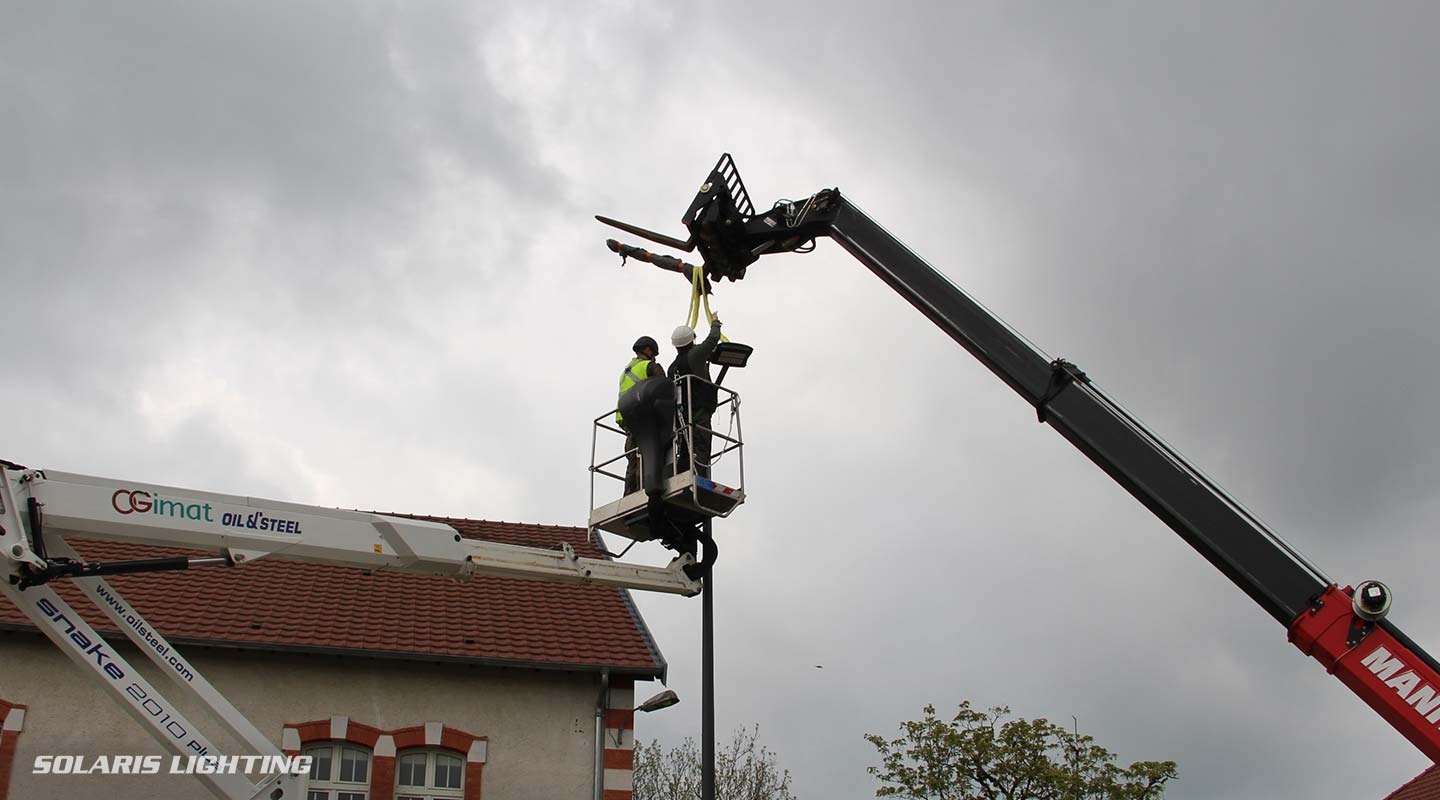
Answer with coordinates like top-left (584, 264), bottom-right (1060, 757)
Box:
top-left (596, 156), bottom-right (1440, 760)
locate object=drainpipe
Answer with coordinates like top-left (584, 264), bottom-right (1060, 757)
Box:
top-left (594, 667), bottom-right (610, 800)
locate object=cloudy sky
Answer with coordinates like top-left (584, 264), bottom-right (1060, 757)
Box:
top-left (5, 2), bottom-right (1440, 797)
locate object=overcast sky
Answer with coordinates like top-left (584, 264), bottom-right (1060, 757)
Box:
top-left (5, 2), bottom-right (1440, 798)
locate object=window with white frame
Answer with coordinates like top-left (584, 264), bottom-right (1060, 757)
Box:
top-left (394, 748), bottom-right (465, 800)
top-left (302, 742), bottom-right (372, 800)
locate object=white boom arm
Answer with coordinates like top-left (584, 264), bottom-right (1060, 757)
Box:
top-left (0, 464), bottom-right (698, 799)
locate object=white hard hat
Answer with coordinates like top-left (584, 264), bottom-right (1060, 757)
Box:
top-left (671, 325), bottom-right (696, 347)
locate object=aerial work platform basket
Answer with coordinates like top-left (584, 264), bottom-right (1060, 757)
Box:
top-left (589, 375), bottom-right (745, 542)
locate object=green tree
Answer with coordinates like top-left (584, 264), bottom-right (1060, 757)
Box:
top-left (633, 724), bottom-right (796, 800)
top-left (865, 702), bottom-right (1177, 800)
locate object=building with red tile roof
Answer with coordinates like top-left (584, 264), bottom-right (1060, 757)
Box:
top-left (1386, 765), bottom-right (1440, 800)
top-left (0, 514), bottom-right (665, 800)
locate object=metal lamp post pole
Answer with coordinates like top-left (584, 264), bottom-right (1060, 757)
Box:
top-left (701, 519), bottom-right (716, 800)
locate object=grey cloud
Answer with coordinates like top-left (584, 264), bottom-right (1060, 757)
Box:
top-left (6, 3), bottom-right (1440, 799)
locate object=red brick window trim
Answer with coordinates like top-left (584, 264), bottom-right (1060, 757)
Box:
top-left (0, 698), bottom-right (28, 800)
top-left (285, 718), bottom-right (486, 800)
top-left (302, 741), bottom-right (373, 799)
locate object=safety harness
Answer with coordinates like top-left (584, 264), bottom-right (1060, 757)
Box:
top-left (685, 266), bottom-right (730, 343)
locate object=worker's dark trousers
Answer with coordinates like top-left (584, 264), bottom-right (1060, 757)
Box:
top-left (623, 432), bottom-right (640, 494)
top-left (617, 380), bottom-right (675, 497)
top-left (676, 413), bottom-right (713, 479)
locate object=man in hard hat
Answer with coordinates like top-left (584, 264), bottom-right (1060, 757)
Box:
top-left (617, 336), bottom-right (666, 495)
top-left (669, 316), bottom-right (723, 478)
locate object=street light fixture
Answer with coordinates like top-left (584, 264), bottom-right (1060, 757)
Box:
top-left (637, 689), bottom-right (680, 713)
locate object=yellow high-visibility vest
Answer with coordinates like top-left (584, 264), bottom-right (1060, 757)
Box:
top-left (616, 357), bottom-right (653, 427)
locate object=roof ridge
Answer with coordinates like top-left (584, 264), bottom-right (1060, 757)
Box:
top-left (367, 510), bottom-right (586, 533)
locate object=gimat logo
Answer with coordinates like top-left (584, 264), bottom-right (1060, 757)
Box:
top-left (110, 489), bottom-right (214, 523)
top-left (111, 489), bottom-right (153, 515)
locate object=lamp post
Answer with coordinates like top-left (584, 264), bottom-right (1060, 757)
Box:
top-left (1071, 715), bottom-right (1079, 800)
top-left (701, 520), bottom-right (716, 800)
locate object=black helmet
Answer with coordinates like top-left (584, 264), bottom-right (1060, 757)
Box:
top-left (633, 336), bottom-right (659, 354)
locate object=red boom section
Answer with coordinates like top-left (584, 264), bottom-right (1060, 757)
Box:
top-left (1291, 585), bottom-right (1440, 761)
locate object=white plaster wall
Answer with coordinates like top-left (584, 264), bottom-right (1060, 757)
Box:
top-left (0, 631), bottom-right (614, 800)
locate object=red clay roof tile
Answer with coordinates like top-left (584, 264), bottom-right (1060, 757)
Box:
top-left (0, 515), bottom-right (665, 677)
top-left (1386, 765), bottom-right (1440, 800)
